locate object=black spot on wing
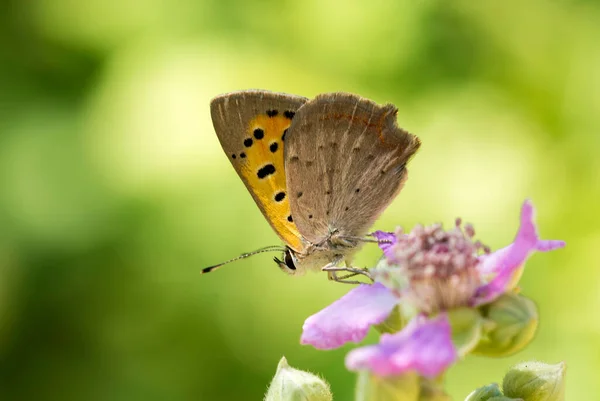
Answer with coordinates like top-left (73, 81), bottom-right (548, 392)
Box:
top-left (244, 138), bottom-right (253, 147)
top-left (267, 109), bottom-right (278, 117)
top-left (270, 142), bottom-right (278, 153)
top-left (253, 128), bottom-right (264, 140)
top-left (257, 164), bottom-right (276, 179)
top-left (284, 110), bottom-right (295, 119)
top-left (274, 192), bottom-right (286, 202)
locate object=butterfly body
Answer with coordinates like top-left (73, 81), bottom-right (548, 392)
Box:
top-left (210, 90), bottom-right (420, 277)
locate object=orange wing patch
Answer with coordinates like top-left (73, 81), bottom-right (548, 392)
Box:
top-left (236, 111), bottom-right (303, 251)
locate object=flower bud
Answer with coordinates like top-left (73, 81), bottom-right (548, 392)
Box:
top-left (473, 293), bottom-right (538, 357)
top-left (355, 370), bottom-right (419, 401)
top-left (464, 383), bottom-right (503, 400)
top-left (447, 308), bottom-right (484, 356)
top-left (264, 357), bottom-right (332, 401)
top-left (502, 361), bottom-right (566, 401)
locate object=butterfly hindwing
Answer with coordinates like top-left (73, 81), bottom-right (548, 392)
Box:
top-left (284, 93), bottom-right (421, 244)
top-left (210, 90), bottom-right (308, 252)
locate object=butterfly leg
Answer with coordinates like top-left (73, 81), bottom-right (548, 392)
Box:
top-left (321, 257), bottom-right (359, 284)
top-left (326, 270), bottom-right (364, 285)
top-left (323, 265), bottom-right (373, 285)
top-left (324, 266), bottom-right (373, 280)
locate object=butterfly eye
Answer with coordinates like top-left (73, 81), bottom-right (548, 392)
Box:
top-left (274, 250), bottom-right (297, 274)
top-left (284, 250), bottom-right (296, 270)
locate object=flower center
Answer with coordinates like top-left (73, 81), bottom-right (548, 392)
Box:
top-left (387, 219), bottom-right (490, 314)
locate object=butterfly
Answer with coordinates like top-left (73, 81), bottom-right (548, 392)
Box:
top-left (204, 90), bottom-right (420, 282)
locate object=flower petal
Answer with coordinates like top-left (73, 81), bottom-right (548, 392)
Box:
top-left (535, 239), bottom-right (566, 252)
top-left (345, 315), bottom-right (457, 378)
top-left (301, 283), bottom-right (397, 350)
top-left (473, 200), bottom-right (565, 306)
top-left (372, 231), bottom-right (397, 260)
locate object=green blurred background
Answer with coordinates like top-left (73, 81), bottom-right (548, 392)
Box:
top-left (0, 0), bottom-right (598, 399)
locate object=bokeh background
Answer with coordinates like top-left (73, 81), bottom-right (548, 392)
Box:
top-left (0, 0), bottom-right (598, 399)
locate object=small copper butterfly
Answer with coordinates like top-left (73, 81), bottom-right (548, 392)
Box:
top-left (204, 90), bottom-right (420, 282)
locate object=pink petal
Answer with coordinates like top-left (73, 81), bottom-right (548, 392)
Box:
top-left (345, 315), bottom-right (457, 378)
top-left (473, 200), bottom-right (565, 306)
top-left (372, 231), bottom-right (397, 260)
top-left (535, 239), bottom-right (565, 252)
top-left (301, 283), bottom-right (397, 350)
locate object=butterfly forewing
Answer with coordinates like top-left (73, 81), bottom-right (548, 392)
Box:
top-left (210, 90), bottom-right (308, 251)
top-left (284, 93), bottom-right (421, 245)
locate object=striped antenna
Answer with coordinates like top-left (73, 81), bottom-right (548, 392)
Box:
top-left (201, 245), bottom-right (286, 274)
top-left (337, 235), bottom-right (392, 244)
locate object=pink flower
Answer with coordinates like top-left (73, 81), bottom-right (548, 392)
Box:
top-left (345, 315), bottom-right (456, 378)
top-left (300, 200), bottom-right (565, 377)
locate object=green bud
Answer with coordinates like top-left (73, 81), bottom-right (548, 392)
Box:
top-left (503, 361), bottom-right (566, 401)
top-left (464, 383), bottom-right (503, 401)
top-left (473, 293), bottom-right (538, 357)
top-left (355, 370), bottom-right (419, 401)
top-left (264, 357), bottom-right (332, 401)
top-left (448, 307), bottom-right (484, 356)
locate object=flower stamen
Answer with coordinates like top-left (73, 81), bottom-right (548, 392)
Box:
top-left (388, 219), bottom-right (490, 314)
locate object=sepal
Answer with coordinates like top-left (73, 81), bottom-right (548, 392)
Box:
top-left (355, 370), bottom-right (419, 401)
top-left (419, 377), bottom-right (451, 401)
top-left (374, 305), bottom-right (407, 334)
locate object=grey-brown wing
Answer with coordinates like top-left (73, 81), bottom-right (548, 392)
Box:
top-left (284, 92), bottom-right (421, 244)
top-left (210, 90), bottom-right (308, 251)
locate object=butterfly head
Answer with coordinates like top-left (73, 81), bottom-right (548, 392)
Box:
top-left (273, 247), bottom-right (326, 276)
top-left (274, 242), bottom-right (358, 276)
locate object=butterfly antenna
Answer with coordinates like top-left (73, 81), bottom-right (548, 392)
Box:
top-left (338, 235), bottom-right (392, 244)
top-left (201, 245), bottom-right (286, 274)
